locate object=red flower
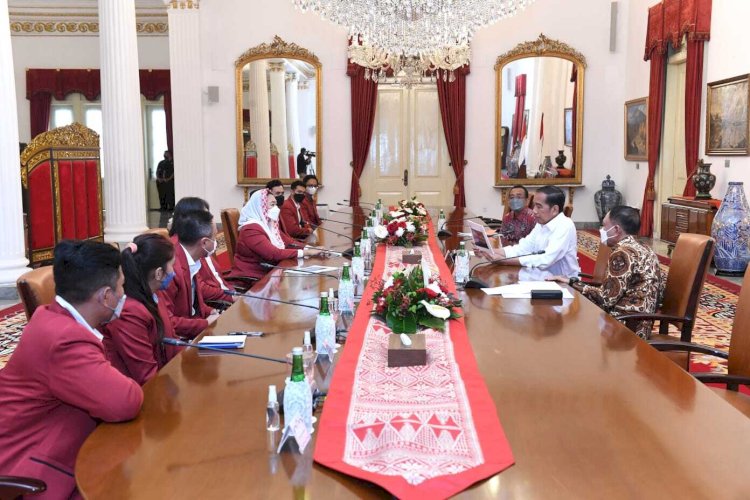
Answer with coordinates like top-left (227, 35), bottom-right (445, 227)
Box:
top-left (417, 287), bottom-right (439, 299)
top-left (398, 221), bottom-right (407, 229)
top-left (387, 221), bottom-right (399, 233)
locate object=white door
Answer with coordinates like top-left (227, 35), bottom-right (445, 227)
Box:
top-left (361, 85), bottom-right (454, 207)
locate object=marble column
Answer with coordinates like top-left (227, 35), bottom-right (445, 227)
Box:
top-left (0, 0), bottom-right (30, 295)
top-left (285, 72), bottom-right (301, 161)
top-left (268, 60), bottom-right (288, 175)
top-left (248, 60), bottom-right (271, 177)
top-left (99, 0), bottom-right (148, 243)
top-left (165, 0), bottom-right (206, 200)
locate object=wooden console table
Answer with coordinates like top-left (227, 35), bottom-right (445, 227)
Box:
top-left (660, 196), bottom-right (719, 254)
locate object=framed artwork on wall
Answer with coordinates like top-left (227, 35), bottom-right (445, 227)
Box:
top-left (706, 74), bottom-right (749, 156)
top-left (624, 97), bottom-right (648, 161)
top-left (564, 107), bottom-right (573, 146)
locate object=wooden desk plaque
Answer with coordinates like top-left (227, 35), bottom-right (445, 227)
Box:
top-left (402, 251), bottom-right (422, 264)
top-left (387, 334), bottom-right (427, 367)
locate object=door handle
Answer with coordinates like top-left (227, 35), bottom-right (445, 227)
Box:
top-left (403, 169), bottom-right (408, 186)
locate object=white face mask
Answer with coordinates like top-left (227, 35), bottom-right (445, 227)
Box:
top-left (306, 186), bottom-right (317, 195)
top-left (104, 292), bottom-right (127, 323)
top-left (204, 238), bottom-right (217, 257)
top-left (268, 205), bottom-right (281, 221)
top-left (599, 226), bottom-right (616, 244)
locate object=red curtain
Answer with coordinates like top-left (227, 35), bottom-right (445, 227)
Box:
top-left (682, 39), bottom-right (705, 196)
top-left (29, 93), bottom-right (52, 140)
top-left (347, 63), bottom-right (378, 207)
top-left (640, 53), bottom-right (667, 237)
top-left (512, 74), bottom-right (527, 145)
top-left (570, 66), bottom-right (578, 168)
top-left (436, 67), bottom-right (470, 208)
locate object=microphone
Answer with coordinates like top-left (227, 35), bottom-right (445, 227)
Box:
top-left (286, 241), bottom-right (344, 257)
top-left (321, 218), bottom-right (365, 230)
top-left (342, 200), bottom-right (375, 206)
top-left (464, 250), bottom-right (546, 289)
top-left (162, 337), bottom-right (287, 364)
top-left (437, 216), bottom-right (484, 237)
top-left (310, 225), bottom-right (356, 258)
top-left (260, 262), bottom-right (339, 280)
top-left (223, 289), bottom-right (319, 310)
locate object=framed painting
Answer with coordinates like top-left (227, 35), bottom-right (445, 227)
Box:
top-left (706, 74), bottom-right (749, 155)
top-left (624, 97), bottom-right (648, 161)
top-left (564, 107), bottom-right (573, 146)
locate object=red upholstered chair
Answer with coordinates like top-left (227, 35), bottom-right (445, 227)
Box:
top-left (20, 123), bottom-right (103, 265)
top-left (288, 144), bottom-right (296, 178)
top-left (244, 141), bottom-right (258, 178)
top-left (270, 143), bottom-right (280, 178)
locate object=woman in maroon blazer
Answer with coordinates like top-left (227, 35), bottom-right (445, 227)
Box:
top-left (301, 174), bottom-right (322, 226)
top-left (230, 188), bottom-right (317, 280)
top-left (102, 234), bottom-right (182, 385)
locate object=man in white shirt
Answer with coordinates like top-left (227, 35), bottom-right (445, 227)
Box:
top-left (478, 185), bottom-right (580, 278)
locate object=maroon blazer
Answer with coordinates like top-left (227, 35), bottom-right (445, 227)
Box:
top-left (280, 197), bottom-right (313, 239)
top-left (301, 196), bottom-right (321, 226)
top-left (102, 297), bottom-right (182, 385)
top-left (229, 224), bottom-right (299, 280)
top-left (0, 302), bottom-right (142, 499)
top-left (197, 255), bottom-right (235, 302)
top-left (158, 240), bottom-right (212, 339)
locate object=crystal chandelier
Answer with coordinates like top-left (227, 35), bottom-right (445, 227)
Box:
top-left (292, 0), bottom-right (536, 85)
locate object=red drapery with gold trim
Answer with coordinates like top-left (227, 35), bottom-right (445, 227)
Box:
top-left (347, 63), bottom-right (378, 207)
top-left (682, 38), bottom-right (706, 196)
top-left (570, 66), bottom-right (578, 168)
top-left (512, 74), bottom-right (526, 145)
top-left (436, 66), bottom-right (470, 208)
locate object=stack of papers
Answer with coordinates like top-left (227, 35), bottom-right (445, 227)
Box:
top-left (286, 265), bottom-right (338, 274)
top-left (197, 335), bottom-right (246, 349)
top-left (481, 281), bottom-right (574, 299)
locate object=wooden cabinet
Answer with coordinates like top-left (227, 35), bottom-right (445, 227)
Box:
top-left (660, 197), bottom-right (718, 252)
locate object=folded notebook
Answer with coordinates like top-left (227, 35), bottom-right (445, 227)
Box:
top-left (197, 335), bottom-right (246, 349)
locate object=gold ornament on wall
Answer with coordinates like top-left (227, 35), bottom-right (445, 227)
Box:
top-left (234, 36), bottom-right (320, 69)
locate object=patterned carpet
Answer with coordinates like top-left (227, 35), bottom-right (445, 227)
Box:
top-left (0, 232), bottom-right (740, 373)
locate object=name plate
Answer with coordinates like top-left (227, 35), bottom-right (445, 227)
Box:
top-left (387, 334), bottom-right (427, 367)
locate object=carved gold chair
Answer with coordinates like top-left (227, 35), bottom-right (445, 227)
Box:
top-left (287, 144), bottom-right (296, 178)
top-left (244, 141), bottom-right (257, 178)
top-left (270, 143), bottom-right (280, 178)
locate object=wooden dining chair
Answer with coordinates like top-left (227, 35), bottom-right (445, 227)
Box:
top-left (578, 243), bottom-right (612, 286)
top-left (220, 208), bottom-right (240, 268)
top-left (142, 227), bottom-right (170, 239)
top-left (0, 476), bottom-right (47, 499)
top-left (16, 266), bottom-right (55, 321)
top-left (651, 274), bottom-right (750, 417)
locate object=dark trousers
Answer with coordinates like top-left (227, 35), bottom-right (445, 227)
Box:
top-left (157, 180), bottom-right (175, 210)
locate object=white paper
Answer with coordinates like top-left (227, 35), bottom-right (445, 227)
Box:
top-left (481, 281), bottom-right (574, 299)
top-left (287, 265), bottom-right (337, 274)
top-left (197, 335), bottom-right (246, 348)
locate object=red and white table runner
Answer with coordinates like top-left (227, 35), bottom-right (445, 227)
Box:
top-left (315, 222), bottom-right (514, 499)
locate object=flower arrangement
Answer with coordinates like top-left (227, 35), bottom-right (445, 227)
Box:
top-left (371, 266), bottom-right (462, 334)
top-left (397, 197), bottom-right (428, 218)
top-left (373, 212), bottom-right (428, 247)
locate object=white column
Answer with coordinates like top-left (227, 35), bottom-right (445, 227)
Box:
top-left (285, 72), bottom-right (301, 161)
top-left (0, 0), bottom-right (30, 294)
top-left (165, 0), bottom-right (206, 200)
top-left (99, 0), bottom-right (148, 243)
top-left (268, 60), bottom-right (288, 174)
top-left (248, 60), bottom-right (271, 177)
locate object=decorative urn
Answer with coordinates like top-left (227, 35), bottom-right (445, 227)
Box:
top-left (555, 150), bottom-right (567, 167)
top-left (711, 182), bottom-right (750, 275)
top-left (594, 175), bottom-right (622, 223)
top-left (692, 159), bottom-right (716, 199)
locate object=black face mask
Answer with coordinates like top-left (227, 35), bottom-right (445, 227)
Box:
top-left (293, 193), bottom-right (305, 203)
top-left (275, 195), bottom-right (285, 207)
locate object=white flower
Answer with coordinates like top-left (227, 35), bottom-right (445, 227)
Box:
top-left (374, 225), bottom-right (389, 239)
top-left (384, 276), bottom-right (394, 289)
top-left (420, 300), bottom-right (450, 320)
top-left (389, 210), bottom-right (402, 218)
top-left (406, 222), bottom-right (416, 232)
top-left (417, 207), bottom-right (427, 215)
top-left (403, 207), bottom-right (413, 214)
top-left (426, 282), bottom-right (443, 296)
top-left (395, 227), bottom-right (405, 237)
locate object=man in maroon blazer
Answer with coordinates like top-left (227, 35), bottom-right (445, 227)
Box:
top-left (159, 209), bottom-right (221, 338)
top-left (0, 240), bottom-right (143, 500)
top-left (280, 180), bottom-right (314, 239)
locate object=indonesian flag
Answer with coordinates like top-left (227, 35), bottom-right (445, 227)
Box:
top-left (538, 113), bottom-right (545, 171)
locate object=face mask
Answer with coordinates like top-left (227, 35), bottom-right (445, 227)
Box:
top-left (159, 271), bottom-right (176, 291)
top-left (268, 205), bottom-right (281, 221)
top-left (306, 186), bottom-right (317, 195)
top-left (293, 193), bottom-right (305, 203)
top-left (509, 198), bottom-right (525, 211)
top-left (599, 226), bottom-right (616, 244)
top-left (204, 238), bottom-right (217, 257)
top-left (274, 195), bottom-right (285, 207)
top-left (104, 292), bottom-right (127, 322)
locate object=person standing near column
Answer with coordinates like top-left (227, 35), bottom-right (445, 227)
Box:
top-left (156, 150), bottom-right (174, 211)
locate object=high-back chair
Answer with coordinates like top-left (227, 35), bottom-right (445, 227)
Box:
top-left (142, 227), bottom-right (170, 239)
top-left (221, 208), bottom-right (240, 267)
top-left (16, 266), bottom-right (55, 321)
top-left (578, 243), bottom-right (612, 286)
top-left (652, 274), bottom-right (750, 417)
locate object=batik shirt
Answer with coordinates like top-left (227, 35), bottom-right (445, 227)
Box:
top-left (501, 207), bottom-right (536, 246)
top-left (573, 235), bottom-right (664, 339)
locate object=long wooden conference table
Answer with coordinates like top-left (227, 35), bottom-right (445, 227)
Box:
top-left (76, 208), bottom-right (750, 498)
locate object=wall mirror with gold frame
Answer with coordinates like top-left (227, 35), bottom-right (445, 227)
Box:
top-left (495, 34), bottom-right (586, 186)
top-left (235, 36), bottom-right (322, 186)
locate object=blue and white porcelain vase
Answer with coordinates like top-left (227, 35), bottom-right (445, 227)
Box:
top-left (711, 182), bottom-right (750, 275)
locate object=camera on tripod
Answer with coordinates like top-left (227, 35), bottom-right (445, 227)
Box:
top-left (304, 151), bottom-right (316, 158)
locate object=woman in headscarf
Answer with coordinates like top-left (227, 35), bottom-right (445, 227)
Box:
top-left (230, 188), bottom-right (317, 279)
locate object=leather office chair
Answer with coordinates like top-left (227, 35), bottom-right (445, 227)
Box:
top-left (578, 243), bottom-right (612, 286)
top-left (16, 266), bottom-right (55, 321)
top-left (651, 274), bottom-right (750, 417)
top-left (0, 476), bottom-right (47, 499)
top-left (220, 208), bottom-right (240, 268)
top-left (619, 234), bottom-right (714, 367)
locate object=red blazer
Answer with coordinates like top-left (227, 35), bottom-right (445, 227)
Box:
top-left (0, 302), bottom-right (142, 499)
top-left (301, 196), bottom-right (321, 226)
top-left (197, 255), bottom-right (235, 302)
top-left (158, 240), bottom-right (212, 339)
top-left (101, 297), bottom-right (182, 385)
top-left (229, 224), bottom-right (299, 280)
top-left (280, 197), bottom-right (313, 239)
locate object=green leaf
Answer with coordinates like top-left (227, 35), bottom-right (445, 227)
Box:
top-left (418, 314), bottom-right (446, 331)
top-left (386, 311), bottom-right (418, 334)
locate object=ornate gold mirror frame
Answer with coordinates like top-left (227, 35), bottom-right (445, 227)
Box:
top-left (494, 34), bottom-right (586, 186)
top-left (235, 36), bottom-right (322, 186)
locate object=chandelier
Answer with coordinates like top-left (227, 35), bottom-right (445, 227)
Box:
top-left (292, 0), bottom-right (536, 85)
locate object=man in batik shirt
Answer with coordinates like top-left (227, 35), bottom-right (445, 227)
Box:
top-left (550, 206), bottom-right (664, 338)
top-left (501, 185), bottom-right (536, 246)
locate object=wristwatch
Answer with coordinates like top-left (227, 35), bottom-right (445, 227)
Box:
top-left (568, 277), bottom-right (581, 286)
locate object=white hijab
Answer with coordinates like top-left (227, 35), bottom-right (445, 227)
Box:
top-left (238, 189), bottom-right (285, 249)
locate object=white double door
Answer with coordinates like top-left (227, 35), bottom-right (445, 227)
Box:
top-left (360, 85), bottom-right (455, 208)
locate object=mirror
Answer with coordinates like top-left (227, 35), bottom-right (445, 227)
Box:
top-left (236, 36), bottom-right (322, 186)
top-left (495, 34), bottom-right (586, 185)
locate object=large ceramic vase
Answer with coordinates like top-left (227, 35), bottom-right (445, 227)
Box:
top-left (555, 150), bottom-right (567, 167)
top-left (594, 175), bottom-right (622, 223)
top-left (692, 159), bottom-right (716, 199)
top-left (711, 182), bottom-right (750, 275)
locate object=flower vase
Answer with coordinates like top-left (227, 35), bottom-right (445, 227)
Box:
top-left (711, 182), bottom-right (750, 275)
top-left (555, 150), bottom-right (567, 167)
top-left (692, 159), bottom-right (716, 200)
top-left (594, 175), bottom-right (622, 224)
